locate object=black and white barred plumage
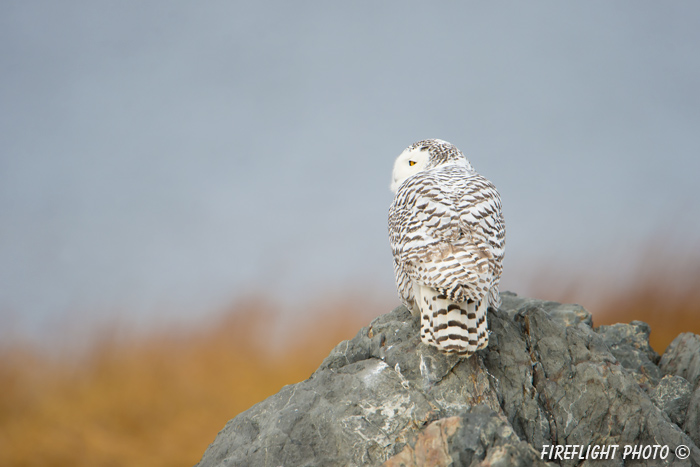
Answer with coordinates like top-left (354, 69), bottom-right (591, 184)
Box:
top-left (388, 139), bottom-right (505, 356)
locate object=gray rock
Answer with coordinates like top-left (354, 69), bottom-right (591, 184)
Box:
top-left (685, 386), bottom-right (700, 447)
top-left (660, 333), bottom-right (700, 390)
top-left (197, 293), bottom-right (700, 467)
top-left (500, 291), bottom-right (593, 327)
top-left (650, 375), bottom-right (693, 426)
top-left (596, 321), bottom-right (662, 390)
top-left (383, 405), bottom-right (549, 467)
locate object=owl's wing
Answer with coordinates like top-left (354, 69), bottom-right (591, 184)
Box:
top-left (390, 171), bottom-right (504, 304)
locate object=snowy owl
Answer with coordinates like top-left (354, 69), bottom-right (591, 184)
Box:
top-left (388, 139), bottom-right (505, 356)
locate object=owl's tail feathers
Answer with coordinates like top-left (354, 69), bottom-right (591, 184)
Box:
top-left (416, 284), bottom-right (489, 356)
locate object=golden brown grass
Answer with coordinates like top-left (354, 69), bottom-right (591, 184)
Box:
top-left (0, 299), bottom-right (376, 467)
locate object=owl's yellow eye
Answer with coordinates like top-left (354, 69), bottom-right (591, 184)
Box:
top-left (409, 160), bottom-right (416, 166)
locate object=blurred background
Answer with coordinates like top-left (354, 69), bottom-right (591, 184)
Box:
top-left (1, 2), bottom-right (699, 466)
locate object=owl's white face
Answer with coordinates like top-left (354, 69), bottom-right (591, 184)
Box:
top-left (390, 146), bottom-right (430, 193)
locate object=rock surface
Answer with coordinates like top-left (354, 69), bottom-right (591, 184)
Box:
top-left (650, 375), bottom-right (693, 427)
top-left (659, 333), bottom-right (700, 390)
top-left (197, 292), bottom-right (700, 467)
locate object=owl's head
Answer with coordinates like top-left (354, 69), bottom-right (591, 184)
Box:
top-left (390, 139), bottom-right (472, 193)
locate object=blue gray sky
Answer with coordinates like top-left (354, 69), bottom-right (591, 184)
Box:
top-left (2, 2), bottom-right (699, 341)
